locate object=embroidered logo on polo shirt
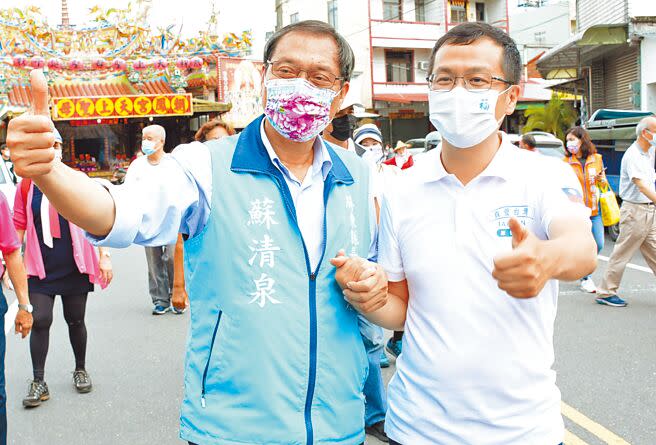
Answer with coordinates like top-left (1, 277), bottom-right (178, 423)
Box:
top-left (490, 205), bottom-right (534, 237)
top-left (562, 187), bottom-right (583, 204)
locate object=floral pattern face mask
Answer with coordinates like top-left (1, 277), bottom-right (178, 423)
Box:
top-left (264, 78), bottom-right (338, 142)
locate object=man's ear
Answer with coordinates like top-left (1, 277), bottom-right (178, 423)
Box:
top-left (504, 84), bottom-right (521, 115)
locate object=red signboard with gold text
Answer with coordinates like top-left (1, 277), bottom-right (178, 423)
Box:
top-left (51, 94), bottom-right (193, 121)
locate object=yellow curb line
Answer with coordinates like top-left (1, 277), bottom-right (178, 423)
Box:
top-left (564, 429), bottom-right (590, 445)
top-left (562, 401), bottom-right (632, 445)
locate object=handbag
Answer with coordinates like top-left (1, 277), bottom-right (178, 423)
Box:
top-left (599, 183), bottom-right (620, 226)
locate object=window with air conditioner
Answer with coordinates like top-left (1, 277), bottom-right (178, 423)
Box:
top-left (386, 50), bottom-right (414, 82)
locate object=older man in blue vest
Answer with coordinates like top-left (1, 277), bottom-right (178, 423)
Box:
top-left (7, 21), bottom-right (379, 445)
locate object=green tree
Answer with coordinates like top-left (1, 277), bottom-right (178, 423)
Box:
top-left (522, 93), bottom-right (577, 140)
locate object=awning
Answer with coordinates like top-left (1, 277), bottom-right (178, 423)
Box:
top-left (373, 93), bottom-right (428, 104)
top-left (537, 24), bottom-right (628, 79)
top-left (192, 98), bottom-right (231, 114)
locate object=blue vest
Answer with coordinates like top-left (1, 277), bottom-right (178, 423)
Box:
top-left (180, 116), bottom-right (372, 445)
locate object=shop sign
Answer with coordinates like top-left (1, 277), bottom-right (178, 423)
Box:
top-left (51, 94), bottom-right (193, 121)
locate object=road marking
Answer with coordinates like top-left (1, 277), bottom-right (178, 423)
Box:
top-left (561, 401), bottom-right (632, 445)
top-left (598, 255), bottom-right (653, 274)
top-left (564, 429), bottom-right (589, 445)
top-left (4, 299), bottom-right (17, 335)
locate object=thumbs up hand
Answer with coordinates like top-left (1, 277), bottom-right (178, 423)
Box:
top-left (492, 218), bottom-right (550, 299)
top-left (6, 70), bottom-right (58, 178)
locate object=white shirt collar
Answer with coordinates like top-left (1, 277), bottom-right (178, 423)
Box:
top-left (417, 131), bottom-right (515, 184)
top-left (259, 120), bottom-right (333, 184)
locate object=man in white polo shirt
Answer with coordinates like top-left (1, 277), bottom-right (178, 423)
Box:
top-left (332, 22), bottom-right (597, 445)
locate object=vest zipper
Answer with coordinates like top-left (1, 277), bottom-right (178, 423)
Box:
top-left (201, 310), bottom-right (223, 408)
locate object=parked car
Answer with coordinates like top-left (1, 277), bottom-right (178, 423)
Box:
top-left (586, 108), bottom-right (654, 241)
top-left (405, 138), bottom-right (426, 156)
top-left (0, 160), bottom-right (16, 212)
top-left (425, 131), bottom-right (442, 151)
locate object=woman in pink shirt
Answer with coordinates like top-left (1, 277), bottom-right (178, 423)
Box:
top-left (13, 172), bottom-right (113, 408)
top-left (1, 191), bottom-right (32, 443)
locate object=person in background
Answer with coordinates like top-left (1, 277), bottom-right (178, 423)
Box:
top-left (124, 125), bottom-right (182, 315)
top-left (1, 144), bottom-right (17, 185)
top-left (596, 116), bottom-right (656, 307)
top-left (563, 126), bottom-right (608, 293)
top-left (194, 120), bottom-right (235, 143)
top-left (383, 141), bottom-right (414, 170)
top-left (519, 134), bottom-right (537, 152)
top-left (353, 124), bottom-right (386, 167)
top-left (323, 100), bottom-right (358, 151)
top-left (13, 141), bottom-right (113, 407)
top-left (0, 191), bottom-right (32, 443)
top-left (171, 120), bottom-right (235, 312)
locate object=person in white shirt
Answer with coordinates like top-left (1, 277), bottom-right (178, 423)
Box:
top-left (124, 125), bottom-right (181, 315)
top-left (596, 116), bottom-right (656, 307)
top-left (331, 22), bottom-right (597, 445)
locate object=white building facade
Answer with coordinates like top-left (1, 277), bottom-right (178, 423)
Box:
top-left (275, 0), bottom-right (509, 143)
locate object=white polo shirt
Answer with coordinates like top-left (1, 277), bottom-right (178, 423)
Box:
top-left (378, 134), bottom-right (589, 445)
top-left (619, 142), bottom-right (655, 203)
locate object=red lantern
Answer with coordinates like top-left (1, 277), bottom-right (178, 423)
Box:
top-left (12, 56), bottom-right (27, 68)
top-left (47, 58), bottom-right (63, 70)
top-left (30, 56), bottom-right (46, 69)
top-left (153, 58), bottom-right (168, 70)
top-left (92, 58), bottom-right (107, 70)
top-left (132, 59), bottom-right (148, 71)
top-left (112, 58), bottom-right (127, 71)
top-left (189, 57), bottom-right (203, 70)
top-left (68, 58), bottom-right (84, 70)
top-left (176, 57), bottom-right (190, 70)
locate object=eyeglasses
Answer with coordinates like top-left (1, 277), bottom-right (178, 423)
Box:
top-left (426, 72), bottom-right (513, 92)
top-left (266, 60), bottom-right (344, 89)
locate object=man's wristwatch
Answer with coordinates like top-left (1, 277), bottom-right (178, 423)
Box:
top-left (18, 304), bottom-right (33, 313)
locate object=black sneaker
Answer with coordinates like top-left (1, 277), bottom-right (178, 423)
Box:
top-left (23, 380), bottom-right (50, 408)
top-left (73, 369), bottom-right (93, 393)
top-left (365, 421), bottom-right (389, 443)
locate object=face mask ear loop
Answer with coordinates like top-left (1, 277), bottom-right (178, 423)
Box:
top-left (496, 85), bottom-right (513, 128)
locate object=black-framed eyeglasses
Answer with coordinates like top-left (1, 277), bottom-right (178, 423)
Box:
top-left (266, 59), bottom-right (344, 89)
top-left (426, 72), bottom-right (513, 92)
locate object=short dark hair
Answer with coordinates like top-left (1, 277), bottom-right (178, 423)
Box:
top-left (567, 126), bottom-right (597, 158)
top-left (521, 134), bottom-right (536, 148)
top-left (263, 20), bottom-right (355, 82)
top-left (428, 22), bottom-right (522, 85)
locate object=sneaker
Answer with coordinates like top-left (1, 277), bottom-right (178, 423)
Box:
top-left (365, 421), bottom-right (389, 443)
top-left (73, 369), bottom-right (93, 393)
top-left (380, 350), bottom-right (390, 368)
top-left (595, 295), bottom-right (627, 307)
top-left (580, 277), bottom-right (597, 293)
top-left (152, 305), bottom-right (171, 315)
top-left (22, 380), bottom-right (50, 408)
top-left (171, 305), bottom-right (187, 315)
top-left (386, 338), bottom-right (402, 358)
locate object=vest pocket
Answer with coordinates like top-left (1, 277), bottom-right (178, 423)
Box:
top-left (201, 310), bottom-right (223, 408)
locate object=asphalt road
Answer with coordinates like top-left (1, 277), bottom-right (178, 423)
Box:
top-left (3, 235), bottom-right (654, 445)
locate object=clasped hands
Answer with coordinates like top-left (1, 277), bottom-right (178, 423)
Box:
top-left (330, 250), bottom-right (389, 314)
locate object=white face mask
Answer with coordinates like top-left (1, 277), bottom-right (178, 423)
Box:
top-left (429, 86), bottom-right (509, 149)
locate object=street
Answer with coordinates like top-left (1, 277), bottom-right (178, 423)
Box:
top-left (3, 236), bottom-right (655, 445)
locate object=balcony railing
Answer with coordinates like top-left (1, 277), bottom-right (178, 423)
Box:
top-left (370, 20), bottom-right (444, 48)
top-left (446, 18), bottom-right (509, 32)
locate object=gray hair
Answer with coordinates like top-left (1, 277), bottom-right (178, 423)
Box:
top-left (636, 116), bottom-right (656, 138)
top-left (263, 20), bottom-right (355, 82)
top-left (143, 124), bottom-right (166, 142)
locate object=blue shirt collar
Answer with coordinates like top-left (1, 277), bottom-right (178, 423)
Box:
top-left (259, 119), bottom-right (332, 184)
top-left (230, 115), bottom-right (353, 185)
